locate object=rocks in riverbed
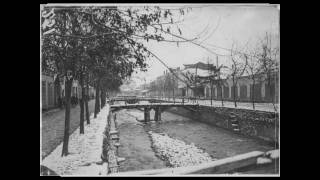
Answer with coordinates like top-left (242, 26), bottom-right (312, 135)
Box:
top-left (148, 131), bottom-right (214, 167)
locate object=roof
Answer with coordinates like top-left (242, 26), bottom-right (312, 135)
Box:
top-left (181, 68), bottom-right (212, 77)
top-left (183, 62), bottom-right (216, 71)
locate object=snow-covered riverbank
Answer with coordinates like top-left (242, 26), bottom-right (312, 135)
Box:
top-left (148, 131), bottom-right (216, 168)
top-left (41, 105), bottom-right (110, 176)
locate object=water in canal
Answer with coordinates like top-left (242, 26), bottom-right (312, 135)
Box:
top-left (115, 102), bottom-right (275, 173)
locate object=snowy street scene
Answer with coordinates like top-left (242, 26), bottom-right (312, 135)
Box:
top-left (41, 3), bottom-right (279, 177)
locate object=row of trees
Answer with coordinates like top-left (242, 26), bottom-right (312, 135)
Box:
top-left (194, 32), bottom-right (279, 111)
top-left (149, 70), bottom-right (178, 100)
top-left (147, 32), bottom-right (279, 111)
top-left (226, 32), bottom-right (279, 111)
top-left (41, 6), bottom-right (192, 156)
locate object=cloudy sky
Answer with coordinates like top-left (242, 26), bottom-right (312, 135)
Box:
top-left (122, 4), bottom-right (280, 87)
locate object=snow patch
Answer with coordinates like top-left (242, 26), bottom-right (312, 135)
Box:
top-left (148, 131), bottom-right (215, 168)
top-left (257, 157), bottom-right (272, 164)
top-left (41, 105), bottom-right (110, 176)
top-left (266, 149), bottom-right (279, 159)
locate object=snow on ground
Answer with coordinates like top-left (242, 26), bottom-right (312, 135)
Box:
top-left (41, 105), bottom-right (110, 176)
top-left (164, 98), bottom-right (279, 112)
top-left (197, 100), bottom-right (279, 112)
top-left (148, 131), bottom-right (215, 168)
top-left (266, 149), bottom-right (279, 159)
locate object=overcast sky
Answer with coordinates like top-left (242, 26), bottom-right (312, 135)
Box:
top-left (122, 4), bottom-right (280, 87)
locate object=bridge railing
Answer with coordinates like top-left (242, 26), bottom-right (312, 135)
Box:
top-left (138, 96), bottom-right (279, 112)
top-left (107, 96), bottom-right (206, 107)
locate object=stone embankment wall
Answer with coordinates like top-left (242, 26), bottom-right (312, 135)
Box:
top-left (101, 110), bottom-right (120, 174)
top-left (167, 106), bottom-right (279, 145)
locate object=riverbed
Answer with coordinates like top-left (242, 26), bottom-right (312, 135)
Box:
top-left (115, 106), bottom-right (275, 173)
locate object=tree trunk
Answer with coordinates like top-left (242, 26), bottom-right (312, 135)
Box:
top-left (233, 80), bottom-right (237, 108)
top-left (251, 80), bottom-right (255, 110)
top-left (103, 89), bottom-right (106, 106)
top-left (85, 76), bottom-right (90, 124)
top-left (100, 88), bottom-right (106, 108)
top-left (271, 83), bottom-right (277, 112)
top-left (210, 81), bottom-right (213, 106)
top-left (173, 88), bottom-right (175, 103)
top-left (220, 85), bottom-right (224, 107)
top-left (79, 73), bottom-right (85, 134)
top-left (103, 89), bottom-right (106, 107)
top-left (54, 76), bottom-right (62, 109)
top-left (266, 71), bottom-right (277, 111)
top-left (61, 77), bottom-right (73, 157)
top-left (94, 79), bottom-right (100, 118)
top-left (100, 88), bottom-right (103, 108)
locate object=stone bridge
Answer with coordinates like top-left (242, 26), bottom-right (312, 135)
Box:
top-left (107, 96), bottom-right (187, 105)
top-left (110, 103), bottom-right (199, 122)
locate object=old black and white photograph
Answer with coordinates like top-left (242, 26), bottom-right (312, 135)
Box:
top-left (40, 3), bottom-right (280, 176)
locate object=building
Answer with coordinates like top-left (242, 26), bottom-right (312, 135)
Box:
top-left (203, 72), bottom-right (279, 103)
top-left (147, 61), bottom-right (279, 103)
top-left (41, 73), bottom-right (96, 110)
top-left (177, 62), bottom-right (215, 97)
top-left (42, 72), bottom-right (56, 110)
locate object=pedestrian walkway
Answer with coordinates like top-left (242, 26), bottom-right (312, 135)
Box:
top-left (41, 104), bottom-right (110, 176)
top-left (41, 100), bottom-right (95, 160)
top-left (154, 97), bottom-right (279, 112)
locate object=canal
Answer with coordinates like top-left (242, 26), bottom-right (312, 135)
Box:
top-left (114, 102), bottom-right (276, 173)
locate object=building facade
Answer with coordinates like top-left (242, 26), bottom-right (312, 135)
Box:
top-left (203, 72), bottom-right (279, 103)
top-left (41, 73), bottom-right (96, 110)
top-left (42, 73), bottom-right (56, 110)
top-left (146, 63), bottom-right (279, 103)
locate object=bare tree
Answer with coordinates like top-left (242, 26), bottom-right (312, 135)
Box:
top-left (181, 70), bottom-right (198, 103)
top-left (214, 56), bottom-right (228, 107)
top-left (228, 43), bottom-right (248, 108)
top-left (217, 67), bottom-right (227, 107)
top-left (257, 32), bottom-right (279, 111)
top-left (204, 58), bottom-right (221, 106)
top-left (244, 50), bottom-right (261, 110)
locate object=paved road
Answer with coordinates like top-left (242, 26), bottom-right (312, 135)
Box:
top-left (41, 100), bottom-right (95, 160)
